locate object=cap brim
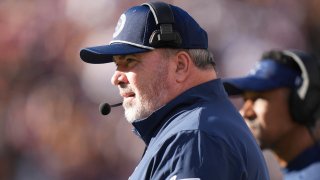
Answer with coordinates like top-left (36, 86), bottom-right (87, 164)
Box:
top-left (223, 76), bottom-right (282, 96)
top-left (80, 43), bottom-right (151, 64)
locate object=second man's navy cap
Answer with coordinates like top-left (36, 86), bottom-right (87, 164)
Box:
top-left (80, 2), bottom-right (208, 64)
top-left (223, 59), bottom-right (302, 95)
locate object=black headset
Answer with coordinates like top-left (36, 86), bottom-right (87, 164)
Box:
top-left (142, 2), bottom-right (182, 48)
top-left (262, 50), bottom-right (320, 126)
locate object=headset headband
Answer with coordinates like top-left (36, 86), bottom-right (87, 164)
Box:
top-left (282, 50), bottom-right (309, 99)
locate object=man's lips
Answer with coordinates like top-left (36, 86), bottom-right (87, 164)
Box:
top-left (120, 92), bottom-right (135, 98)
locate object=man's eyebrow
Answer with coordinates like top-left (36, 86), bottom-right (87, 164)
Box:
top-left (113, 55), bottom-right (125, 61)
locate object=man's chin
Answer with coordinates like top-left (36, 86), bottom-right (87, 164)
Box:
top-left (124, 106), bottom-right (155, 124)
top-left (124, 107), bottom-right (138, 123)
top-left (124, 107), bottom-right (145, 123)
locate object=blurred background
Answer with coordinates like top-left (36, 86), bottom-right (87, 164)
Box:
top-left (0, 0), bottom-right (319, 179)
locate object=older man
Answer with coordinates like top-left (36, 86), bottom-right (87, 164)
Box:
top-left (80, 2), bottom-right (269, 180)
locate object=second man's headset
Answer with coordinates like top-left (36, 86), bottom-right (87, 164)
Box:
top-left (142, 2), bottom-right (182, 48)
top-left (261, 50), bottom-right (320, 127)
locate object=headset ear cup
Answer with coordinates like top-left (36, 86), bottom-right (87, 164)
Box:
top-left (281, 50), bottom-right (320, 127)
top-left (304, 87), bottom-right (320, 125)
top-left (149, 29), bottom-right (182, 47)
top-left (144, 2), bottom-right (182, 48)
top-left (289, 89), bottom-right (316, 126)
top-left (289, 76), bottom-right (320, 126)
top-left (174, 32), bottom-right (182, 46)
top-left (288, 58), bottom-right (320, 143)
top-left (289, 89), bottom-right (305, 124)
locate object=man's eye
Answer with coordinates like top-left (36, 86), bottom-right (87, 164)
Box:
top-left (126, 58), bottom-right (134, 63)
top-left (125, 58), bottom-right (137, 66)
top-left (114, 57), bottom-right (139, 69)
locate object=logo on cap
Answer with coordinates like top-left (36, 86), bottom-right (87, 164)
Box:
top-left (113, 14), bottom-right (126, 38)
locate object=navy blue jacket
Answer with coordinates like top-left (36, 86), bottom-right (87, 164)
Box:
top-left (129, 79), bottom-right (270, 180)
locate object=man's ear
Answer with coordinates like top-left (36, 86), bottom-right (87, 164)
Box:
top-left (174, 51), bottom-right (192, 83)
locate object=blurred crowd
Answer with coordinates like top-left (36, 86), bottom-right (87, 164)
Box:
top-left (0, 0), bottom-right (319, 179)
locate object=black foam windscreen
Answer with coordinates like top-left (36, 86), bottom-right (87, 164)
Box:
top-left (99, 103), bottom-right (111, 116)
top-left (99, 102), bottom-right (123, 116)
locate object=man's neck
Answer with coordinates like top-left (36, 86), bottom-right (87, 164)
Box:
top-left (184, 68), bottom-right (217, 91)
top-left (272, 125), bottom-right (315, 168)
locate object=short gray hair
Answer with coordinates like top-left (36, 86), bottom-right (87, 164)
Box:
top-left (161, 49), bottom-right (216, 70)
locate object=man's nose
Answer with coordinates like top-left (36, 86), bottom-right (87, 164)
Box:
top-left (111, 71), bottom-right (128, 85)
top-left (240, 99), bottom-right (257, 122)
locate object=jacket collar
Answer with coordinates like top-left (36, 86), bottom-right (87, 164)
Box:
top-left (132, 78), bottom-right (227, 145)
top-left (284, 144), bottom-right (320, 172)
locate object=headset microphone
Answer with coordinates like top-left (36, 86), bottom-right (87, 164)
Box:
top-left (99, 102), bottom-right (123, 116)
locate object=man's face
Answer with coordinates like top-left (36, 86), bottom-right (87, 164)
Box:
top-left (240, 88), bottom-right (296, 150)
top-left (111, 50), bottom-right (173, 123)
